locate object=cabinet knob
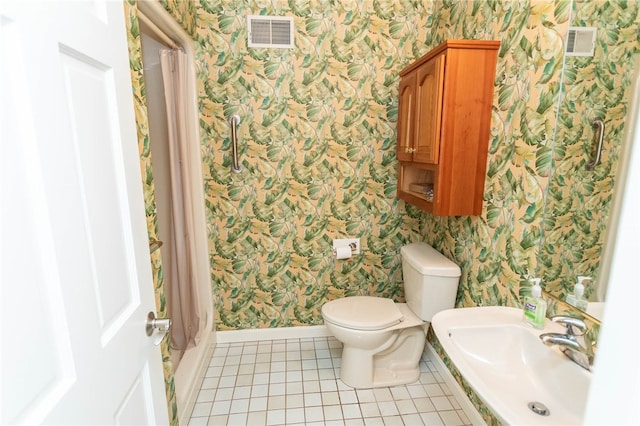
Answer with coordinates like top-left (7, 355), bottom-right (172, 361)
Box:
top-left (405, 147), bottom-right (416, 154)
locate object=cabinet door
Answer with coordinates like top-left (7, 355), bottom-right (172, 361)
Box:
top-left (414, 54), bottom-right (445, 164)
top-left (396, 71), bottom-right (416, 162)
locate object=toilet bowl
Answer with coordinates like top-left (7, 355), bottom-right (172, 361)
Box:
top-left (322, 297), bottom-right (427, 388)
top-left (321, 242), bottom-right (461, 388)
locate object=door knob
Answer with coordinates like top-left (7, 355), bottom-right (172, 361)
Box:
top-left (146, 311), bottom-right (171, 346)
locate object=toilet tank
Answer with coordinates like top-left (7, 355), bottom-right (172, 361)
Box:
top-left (401, 242), bottom-right (461, 321)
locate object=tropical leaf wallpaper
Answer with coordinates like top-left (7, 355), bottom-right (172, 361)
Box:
top-left (161, 0), bottom-right (197, 38)
top-left (193, 0), bottom-right (430, 330)
top-left (152, 0), bottom-right (639, 331)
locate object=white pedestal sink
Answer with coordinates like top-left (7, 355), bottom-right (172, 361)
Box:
top-left (432, 306), bottom-right (592, 425)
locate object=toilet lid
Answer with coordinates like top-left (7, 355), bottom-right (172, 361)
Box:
top-left (322, 296), bottom-right (404, 331)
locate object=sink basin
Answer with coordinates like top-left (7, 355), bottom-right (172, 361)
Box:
top-left (432, 306), bottom-right (592, 425)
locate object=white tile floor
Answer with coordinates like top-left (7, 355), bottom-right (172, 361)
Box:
top-left (187, 337), bottom-right (472, 426)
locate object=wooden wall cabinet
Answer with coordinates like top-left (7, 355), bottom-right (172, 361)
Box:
top-left (396, 40), bottom-right (500, 216)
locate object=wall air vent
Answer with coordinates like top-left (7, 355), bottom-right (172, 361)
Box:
top-left (565, 27), bottom-right (597, 57)
top-left (247, 15), bottom-right (294, 49)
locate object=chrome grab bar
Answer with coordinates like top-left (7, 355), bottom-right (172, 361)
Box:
top-left (586, 118), bottom-right (605, 171)
top-left (229, 114), bottom-right (242, 173)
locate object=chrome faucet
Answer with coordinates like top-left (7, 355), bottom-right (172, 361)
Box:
top-left (539, 316), bottom-right (595, 371)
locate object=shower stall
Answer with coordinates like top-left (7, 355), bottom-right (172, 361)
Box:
top-left (138, 2), bottom-right (215, 424)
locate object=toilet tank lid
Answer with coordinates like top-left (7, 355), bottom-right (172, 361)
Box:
top-left (401, 242), bottom-right (461, 277)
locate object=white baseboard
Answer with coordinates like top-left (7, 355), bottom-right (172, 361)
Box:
top-left (215, 324), bottom-right (331, 343)
top-left (425, 343), bottom-right (485, 426)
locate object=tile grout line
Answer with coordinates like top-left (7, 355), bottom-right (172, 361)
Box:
top-left (188, 337), bottom-right (471, 426)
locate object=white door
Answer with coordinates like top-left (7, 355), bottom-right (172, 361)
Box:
top-left (1, 1), bottom-right (170, 424)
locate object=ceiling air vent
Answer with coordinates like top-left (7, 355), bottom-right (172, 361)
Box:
top-left (565, 27), bottom-right (597, 57)
top-left (247, 15), bottom-right (294, 49)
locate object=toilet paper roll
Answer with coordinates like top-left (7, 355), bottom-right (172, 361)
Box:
top-left (335, 246), bottom-right (352, 260)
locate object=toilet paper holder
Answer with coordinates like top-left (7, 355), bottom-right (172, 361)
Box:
top-left (332, 238), bottom-right (360, 257)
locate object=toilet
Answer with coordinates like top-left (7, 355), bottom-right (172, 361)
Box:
top-left (321, 242), bottom-right (461, 388)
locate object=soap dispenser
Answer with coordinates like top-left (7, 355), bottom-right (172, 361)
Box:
top-left (523, 278), bottom-right (547, 329)
top-left (566, 276), bottom-right (589, 311)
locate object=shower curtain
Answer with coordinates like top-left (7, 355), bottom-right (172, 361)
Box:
top-left (159, 48), bottom-right (201, 351)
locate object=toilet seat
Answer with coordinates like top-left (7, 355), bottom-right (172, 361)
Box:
top-left (321, 296), bottom-right (404, 331)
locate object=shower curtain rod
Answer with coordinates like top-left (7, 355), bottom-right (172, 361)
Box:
top-left (138, 9), bottom-right (181, 50)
